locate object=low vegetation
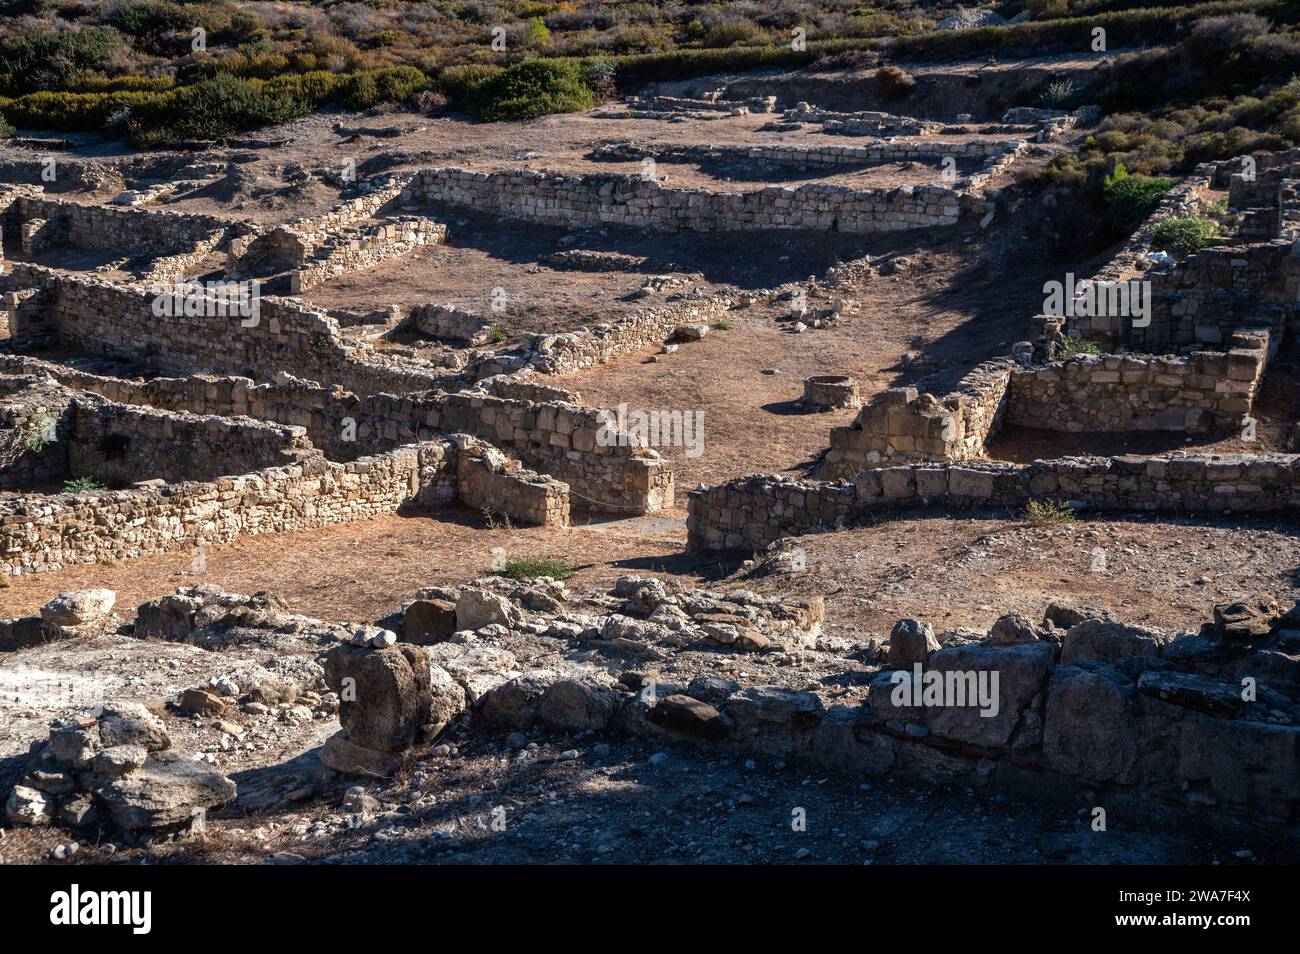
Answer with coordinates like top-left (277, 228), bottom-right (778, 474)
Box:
top-left (1024, 499), bottom-right (1077, 526)
top-left (1149, 215), bottom-right (1221, 255)
top-left (491, 556), bottom-right (575, 582)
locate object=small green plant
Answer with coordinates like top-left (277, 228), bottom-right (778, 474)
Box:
top-left (489, 326), bottom-right (506, 344)
top-left (491, 555), bottom-right (574, 582)
top-left (25, 415), bottom-right (56, 452)
top-left (1056, 336), bottom-right (1103, 359)
top-left (1149, 215), bottom-right (1220, 255)
top-left (711, 318), bottom-right (734, 331)
top-left (1024, 499), bottom-right (1076, 526)
top-left (63, 476), bottom-right (106, 493)
top-left (1103, 163), bottom-right (1174, 234)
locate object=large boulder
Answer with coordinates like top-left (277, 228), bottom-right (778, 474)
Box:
top-left (648, 695), bottom-right (732, 740)
top-left (922, 642), bottom-right (1056, 749)
top-left (323, 644), bottom-right (432, 752)
top-left (95, 751), bottom-right (236, 830)
top-left (41, 589), bottom-right (116, 627)
top-left (319, 731), bottom-right (404, 778)
top-left (1061, 620), bottom-right (1163, 668)
top-left (1043, 666), bottom-right (1137, 783)
top-left (403, 598), bottom-right (458, 644)
top-left (455, 589), bottom-right (524, 631)
top-left (98, 703), bottom-right (170, 752)
top-left (538, 674), bottom-right (623, 734)
top-left (886, 618), bottom-right (939, 667)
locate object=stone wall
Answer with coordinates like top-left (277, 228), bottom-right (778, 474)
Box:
top-left (1, 265), bottom-right (449, 397)
top-left (824, 361), bottom-right (1012, 477)
top-left (402, 166), bottom-right (963, 234)
top-left (13, 195), bottom-right (233, 273)
top-left (823, 333), bottom-right (1271, 479)
top-left (0, 441), bottom-right (456, 575)
top-left (0, 377), bottom-right (73, 489)
top-left (288, 216), bottom-right (446, 293)
top-left (0, 356), bottom-right (673, 515)
top-left (1006, 333), bottom-right (1270, 433)
top-left (65, 395), bottom-right (315, 487)
top-left (591, 138), bottom-right (1023, 167)
top-left (689, 453), bottom-right (1300, 551)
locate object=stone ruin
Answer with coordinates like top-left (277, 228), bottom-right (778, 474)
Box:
top-left (8, 577), bottom-right (1297, 840)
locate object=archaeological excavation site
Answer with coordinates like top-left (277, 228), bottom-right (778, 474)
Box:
top-left (0, 1), bottom-right (1297, 910)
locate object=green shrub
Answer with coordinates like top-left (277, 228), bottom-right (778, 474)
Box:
top-left (1, 26), bottom-right (119, 93)
top-left (63, 476), bottom-right (106, 493)
top-left (1149, 215), bottom-right (1220, 254)
top-left (1103, 162), bottom-right (1173, 233)
top-left (704, 20), bottom-right (764, 48)
top-left (462, 59), bottom-right (594, 120)
top-left (524, 16), bottom-right (551, 48)
top-left (109, 0), bottom-right (196, 37)
top-left (1057, 335), bottom-right (1103, 359)
top-left (0, 90), bottom-right (156, 131)
top-left (491, 556), bottom-right (575, 581)
top-left (1024, 499), bottom-right (1076, 526)
top-left (0, 112), bottom-right (12, 138)
top-left (133, 73), bottom-right (307, 143)
top-left (437, 62), bottom-right (503, 100)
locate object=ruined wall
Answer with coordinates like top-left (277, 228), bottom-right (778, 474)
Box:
top-left (14, 196), bottom-right (231, 262)
top-left (824, 362), bottom-right (1012, 478)
top-left (0, 356), bottom-right (673, 515)
top-left (824, 334), bottom-right (1271, 480)
top-left (1007, 335), bottom-right (1269, 433)
top-left (0, 378), bottom-right (73, 489)
top-left (2, 266), bottom-right (448, 396)
top-left (66, 396), bottom-right (315, 487)
top-left (288, 216), bottom-right (446, 293)
top-left (403, 167), bottom-right (963, 234)
top-left (592, 138), bottom-right (1023, 167)
top-left (690, 453), bottom-right (1300, 550)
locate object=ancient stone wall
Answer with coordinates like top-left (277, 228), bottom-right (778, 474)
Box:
top-left (1006, 333), bottom-right (1270, 433)
top-left (0, 356), bottom-right (673, 515)
top-left (689, 453), bottom-right (1300, 550)
top-left (1, 265), bottom-right (448, 396)
top-left (824, 333), bottom-right (1271, 479)
top-left (66, 395), bottom-right (315, 487)
top-left (0, 440), bottom-right (454, 575)
top-left (823, 361), bottom-right (1012, 477)
top-left (288, 216), bottom-right (446, 293)
top-left (591, 138), bottom-right (1023, 167)
top-left (0, 378), bottom-right (73, 489)
top-left (13, 195), bottom-right (232, 263)
top-left (403, 166), bottom-right (963, 234)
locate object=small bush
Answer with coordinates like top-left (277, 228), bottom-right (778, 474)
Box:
top-left (524, 16), bottom-right (551, 48)
top-left (462, 59), bottom-right (594, 121)
top-left (491, 556), bottom-right (574, 581)
top-left (1057, 335), bottom-right (1103, 359)
top-left (437, 62), bottom-right (503, 100)
top-left (704, 20), bottom-right (764, 48)
top-left (711, 318), bottom-right (734, 331)
top-left (1149, 215), bottom-right (1220, 254)
top-left (63, 476), bottom-right (106, 493)
top-left (877, 64), bottom-right (916, 101)
top-left (0, 112), bottom-right (12, 138)
top-left (1103, 162), bottom-right (1173, 234)
top-left (1025, 499), bottom-right (1076, 526)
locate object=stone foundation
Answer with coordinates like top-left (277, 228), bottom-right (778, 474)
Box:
top-left (690, 452), bottom-right (1300, 551)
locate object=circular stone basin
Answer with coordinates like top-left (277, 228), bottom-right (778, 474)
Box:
top-left (803, 375), bottom-right (860, 409)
